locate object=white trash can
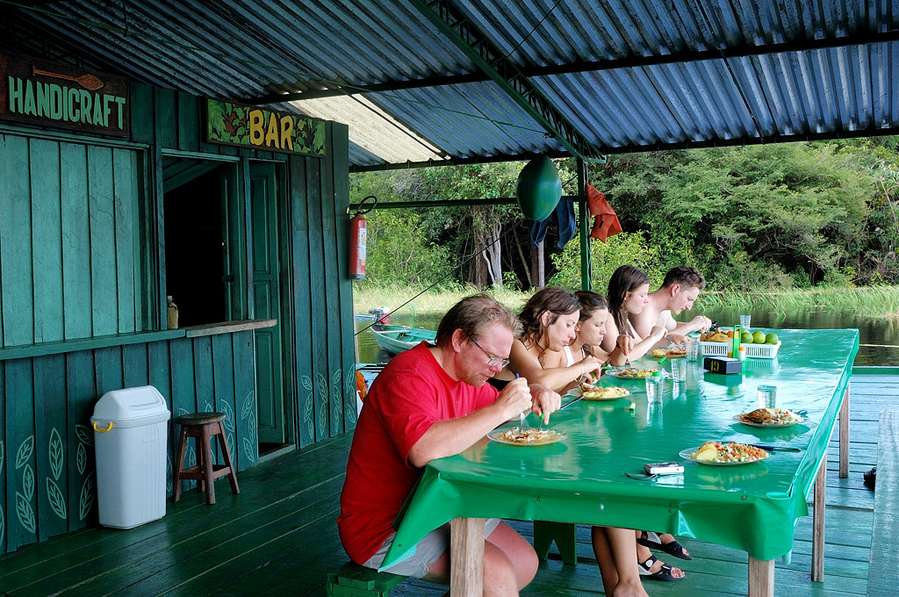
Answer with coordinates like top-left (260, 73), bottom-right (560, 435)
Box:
top-left (91, 385), bottom-right (171, 529)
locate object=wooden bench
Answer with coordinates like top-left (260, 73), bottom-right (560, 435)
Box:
top-left (867, 410), bottom-right (899, 596)
top-left (327, 561), bottom-right (406, 597)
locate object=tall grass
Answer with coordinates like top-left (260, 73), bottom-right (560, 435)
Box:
top-left (696, 286), bottom-right (899, 318)
top-left (355, 284), bottom-right (899, 318)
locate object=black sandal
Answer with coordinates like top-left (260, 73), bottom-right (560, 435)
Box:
top-left (638, 555), bottom-right (684, 581)
top-left (637, 531), bottom-right (693, 560)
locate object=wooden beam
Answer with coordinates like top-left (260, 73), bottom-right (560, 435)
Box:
top-left (450, 517), bottom-right (485, 597)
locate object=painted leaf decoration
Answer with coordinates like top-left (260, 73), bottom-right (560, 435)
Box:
top-left (166, 456), bottom-right (173, 496)
top-left (204, 401), bottom-right (214, 413)
top-left (303, 395), bottom-right (314, 439)
top-left (16, 492), bottom-right (36, 534)
top-left (0, 501), bottom-right (5, 546)
top-left (16, 436), bottom-right (34, 469)
top-left (23, 465), bottom-right (35, 499)
top-left (331, 369), bottom-right (341, 387)
top-left (241, 390), bottom-right (255, 420)
top-left (317, 373), bottom-right (329, 434)
top-left (46, 478), bottom-right (67, 519)
top-left (221, 402), bottom-right (235, 433)
top-left (76, 443), bottom-right (87, 475)
top-left (75, 424), bottom-right (93, 446)
top-left (243, 437), bottom-right (254, 463)
top-left (79, 474), bottom-right (95, 520)
top-left (301, 375), bottom-right (313, 391)
top-left (177, 407), bottom-right (189, 417)
top-left (0, 440), bottom-right (4, 475)
top-left (248, 412), bottom-right (257, 437)
top-left (227, 432), bottom-right (236, 464)
top-left (49, 428), bottom-right (64, 480)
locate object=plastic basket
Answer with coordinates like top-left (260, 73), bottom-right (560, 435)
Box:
top-left (699, 341), bottom-right (781, 360)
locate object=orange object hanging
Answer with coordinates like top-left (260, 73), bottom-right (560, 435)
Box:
top-left (586, 184), bottom-right (623, 242)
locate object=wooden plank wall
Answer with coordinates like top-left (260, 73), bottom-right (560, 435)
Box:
top-left (0, 332), bottom-right (257, 555)
top-left (0, 83), bottom-right (357, 555)
top-left (0, 135), bottom-right (143, 347)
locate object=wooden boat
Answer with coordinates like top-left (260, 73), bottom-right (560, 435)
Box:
top-left (370, 325), bottom-right (436, 354)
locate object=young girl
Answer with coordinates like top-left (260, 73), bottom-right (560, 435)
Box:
top-left (506, 287), bottom-right (602, 391)
top-left (601, 265), bottom-right (669, 361)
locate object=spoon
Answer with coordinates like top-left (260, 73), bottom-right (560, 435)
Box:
top-left (32, 67), bottom-right (105, 91)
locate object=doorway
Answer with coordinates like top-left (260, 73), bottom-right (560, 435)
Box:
top-left (163, 164), bottom-right (230, 327)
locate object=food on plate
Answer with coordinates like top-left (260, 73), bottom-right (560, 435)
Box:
top-left (614, 368), bottom-right (657, 378)
top-left (499, 427), bottom-right (560, 444)
top-left (650, 347), bottom-right (686, 358)
top-left (580, 379), bottom-right (600, 392)
top-left (690, 441), bottom-right (768, 463)
top-left (739, 408), bottom-right (800, 425)
top-left (582, 386), bottom-right (628, 400)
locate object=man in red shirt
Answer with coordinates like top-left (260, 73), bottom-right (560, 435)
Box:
top-left (339, 294), bottom-right (560, 596)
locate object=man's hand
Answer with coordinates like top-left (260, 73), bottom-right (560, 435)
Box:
top-left (528, 383), bottom-right (561, 424)
top-left (494, 377), bottom-right (536, 421)
top-left (688, 315), bottom-right (712, 333)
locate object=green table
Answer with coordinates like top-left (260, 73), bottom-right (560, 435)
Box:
top-left (383, 329), bottom-right (859, 597)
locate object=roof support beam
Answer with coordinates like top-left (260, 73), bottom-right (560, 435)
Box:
top-left (249, 29), bottom-right (899, 104)
top-left (406, 0), bottom-right (605, 163)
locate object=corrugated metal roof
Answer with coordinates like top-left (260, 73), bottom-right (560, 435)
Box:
top-left (1, 0), bottom-right (896, 169)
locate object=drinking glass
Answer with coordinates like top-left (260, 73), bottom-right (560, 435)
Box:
top-left (670, 358), bottom-right (686, 382)
top-left (739, 314), bottom-right (752, 330)
top-left (645, 377), bottom-right (663, 403)
top-left (686, 339), bottom-right (700, 360)
top-left (757, 385), bottom-right (777, 409)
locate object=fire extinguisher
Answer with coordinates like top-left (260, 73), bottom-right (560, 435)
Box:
top-left (348, 195), bottom-right (377, 280)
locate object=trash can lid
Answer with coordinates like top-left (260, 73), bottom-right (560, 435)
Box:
top-left (91, 385), bottom-right (171, 429)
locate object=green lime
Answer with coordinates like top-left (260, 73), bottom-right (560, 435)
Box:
top-left (765, 333), bottom-right (779, 345)
top-left (752, 331), bottom-right (767, 344)
top-left (741, 332), bottom-right (753, 344)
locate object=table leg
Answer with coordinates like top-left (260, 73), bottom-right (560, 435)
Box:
top-left (812, 457), bottom-right (827, 581)
top-left (748, 557), bottom-right (774, 597)
top-left (839, 385), bottom-right (850, 478)
top-left (450, 517), bottom-right (485, 597)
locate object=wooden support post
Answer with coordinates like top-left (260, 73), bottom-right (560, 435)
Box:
top-left (450, 517), bottom-right (485, 597)
top-left (839, 386), bottom-right (850, 478)
top-left (748, 557), bottom-right (774, 597)
top-left (812, 457), bottom-right (827, 581)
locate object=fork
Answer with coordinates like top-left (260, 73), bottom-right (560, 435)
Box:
top-left (515, 373), bottom-right (526, 431)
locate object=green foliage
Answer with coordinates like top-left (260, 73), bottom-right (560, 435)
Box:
top-left (353, 139), bottom-right (899, 293)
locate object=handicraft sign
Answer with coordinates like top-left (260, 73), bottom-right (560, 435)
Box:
top-left (0, 54), bottom-right (130, 137)
top-left (206, 99), bottom-right (325, 156)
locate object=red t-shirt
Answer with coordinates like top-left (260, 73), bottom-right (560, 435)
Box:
top-left (338, 343), bottom-right (498, 564)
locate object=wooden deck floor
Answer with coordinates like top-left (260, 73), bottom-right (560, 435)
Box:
top-left (1, 368), bottom-right (896, 597)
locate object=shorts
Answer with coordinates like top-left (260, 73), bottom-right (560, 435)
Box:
top-left (362, 518), bottom-right (502, 578)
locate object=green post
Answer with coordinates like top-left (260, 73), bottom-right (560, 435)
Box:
top-left (577, 158), bottom-right (592, 291)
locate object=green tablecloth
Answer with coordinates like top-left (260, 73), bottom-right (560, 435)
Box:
top-left (382, 328), bottom-right (859, 568)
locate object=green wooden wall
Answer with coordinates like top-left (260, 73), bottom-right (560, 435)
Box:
top-left (0, 332), bottom-right (257, 554)
top-left (0, 83), bottom-right (357, 555)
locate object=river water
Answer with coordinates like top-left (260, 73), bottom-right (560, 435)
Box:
top-left (356, 305), bottom-right (899, 367)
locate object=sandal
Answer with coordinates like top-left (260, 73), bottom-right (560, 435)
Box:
top-left (638, 555), bottom-right (684, 581)
top-left (637, 530), bottom-right (693, 560)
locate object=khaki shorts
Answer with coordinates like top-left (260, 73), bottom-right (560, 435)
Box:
top-left (363, 518), bottom-right (502, 578)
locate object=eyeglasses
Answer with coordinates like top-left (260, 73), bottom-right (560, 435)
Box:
top-left (468, 336), bottom-right (511, 368)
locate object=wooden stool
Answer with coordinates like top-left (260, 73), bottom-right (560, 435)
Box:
top-left (173, 412), bottom-right (239, 505)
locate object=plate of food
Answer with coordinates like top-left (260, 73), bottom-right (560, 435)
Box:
top-left (487, 427), bottom-right (567, 446)
top-left (607, 367), bottom-right (661, 379)
top-left (650, 347), bottom-right (686, 359)
top-left (734, 408), bottom-right (805, 428)
top-left (579, 385), bottom-right (630, 401)
top-left (679, 441), bottom-right (769, 466)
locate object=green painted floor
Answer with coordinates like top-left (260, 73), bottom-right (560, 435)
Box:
top-left (0, 369), bottom-right (893, 596)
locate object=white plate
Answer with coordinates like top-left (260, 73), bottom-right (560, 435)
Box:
top-left (575, 386), bottom-right (630, 401)
top-left (606, 368), bottom-right (663, 379)
top-left (679, 446), bottom-right (770, 466)
top-left (732, 413), bottom-right (806, 428)
top-left (487, 429), bottom-right (567, 446)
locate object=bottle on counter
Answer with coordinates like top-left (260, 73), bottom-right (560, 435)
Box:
top-left (737, 345), bottom-right (747, 360)
top-left (166, 295), bottom-right (179, 329)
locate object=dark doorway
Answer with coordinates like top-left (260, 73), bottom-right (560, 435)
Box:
top-left (163, 169), bottom-right (228, 327)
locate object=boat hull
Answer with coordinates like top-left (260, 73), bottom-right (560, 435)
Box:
top-left (370, 325), bottom-right (436, 354)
